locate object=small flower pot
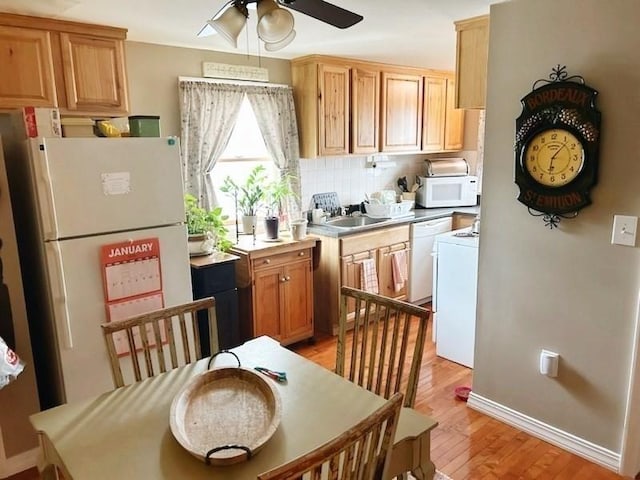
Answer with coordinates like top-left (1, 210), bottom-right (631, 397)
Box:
top-left (264, 217), bottom-right (279, 239)
top-left (241, 215), bottom-right (258, 235)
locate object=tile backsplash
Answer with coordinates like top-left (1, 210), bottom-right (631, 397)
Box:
top-left (300, 150), bottom-right (479, 211)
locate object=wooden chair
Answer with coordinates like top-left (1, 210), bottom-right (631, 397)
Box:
top-left (101, 297), bottom-right (218, 388)
top-left (336, 286), bottom-right (430, 408)
top-left (258, 392), bottom-right (404, 480)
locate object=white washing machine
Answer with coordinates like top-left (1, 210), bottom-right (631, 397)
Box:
top-left (408, 216), bottom-right (452, 304)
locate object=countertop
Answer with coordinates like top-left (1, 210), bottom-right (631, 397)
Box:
top-left (230, 233), bottom-right (318, 257)
top-left (189, 252), bottom-right (241, 269)
top-left (307, 205), bottom-right (481, 238)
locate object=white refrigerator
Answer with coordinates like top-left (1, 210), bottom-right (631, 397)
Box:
top-left (18, 137), bottom-right (192, 407)
top-left (432, 228), bottom-right (479, 368)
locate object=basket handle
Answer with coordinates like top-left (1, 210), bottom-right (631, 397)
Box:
top-left (205, 445), bottom-right (252, 465)
top-left (207, 350), bottom-right (241, 370)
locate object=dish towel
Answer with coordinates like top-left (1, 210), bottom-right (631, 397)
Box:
top-left (359, 258), bottom-right (379, 294)
top-left (391, 250), bottom-right (408, 293)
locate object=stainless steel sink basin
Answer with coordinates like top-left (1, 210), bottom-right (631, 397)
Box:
top-left (322, 216), bottom-right (388, 229)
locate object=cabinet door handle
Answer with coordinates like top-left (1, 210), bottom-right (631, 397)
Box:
top-left (298, 251), bottom-right (305, 256)
top-left (264, 259), bottom-right (271, 264)
top-left (285, 276), bottom-right (291, 281)
top-left (281, 277), bottom-right (287, 282)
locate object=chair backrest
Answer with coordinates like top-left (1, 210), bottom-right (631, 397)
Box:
top-left (336, 286), bottom-right (430, 408)
top-left (101, 297), bottom-right (218, 388)
top-left (258, 392), bottom-right (404, 480)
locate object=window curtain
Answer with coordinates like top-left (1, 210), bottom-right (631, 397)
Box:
top-left (245, 85), bottom-right (302, 224)
top-left (179, 81), bottom-right (244, 209)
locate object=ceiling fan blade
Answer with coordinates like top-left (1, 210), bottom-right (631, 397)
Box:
top-left (278, 0), bottom-right (363, 29)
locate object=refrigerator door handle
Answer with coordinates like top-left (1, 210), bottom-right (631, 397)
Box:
top-left (46, 242), bottom-right (74, 349)
top-left (36, 147), bottom-right (60, 240)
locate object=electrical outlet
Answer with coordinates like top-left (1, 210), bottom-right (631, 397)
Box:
top-left (611, 215), bottom-right (638, 246)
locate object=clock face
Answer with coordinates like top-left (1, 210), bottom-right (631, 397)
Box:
top-left (524, 128), bottom-right (585, 188)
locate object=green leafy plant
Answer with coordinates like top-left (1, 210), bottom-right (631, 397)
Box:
top-left (184, 194), bottom-right (232, 252)
top-left (264, 174), bottom-right (296, 219)
top-left (220, 165), bottom-right (268, 217)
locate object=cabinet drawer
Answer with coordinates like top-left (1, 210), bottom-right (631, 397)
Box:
top-left (341, 225), bottom-right (409, 256)
top-left (252, 248), bottom-right (312, 272)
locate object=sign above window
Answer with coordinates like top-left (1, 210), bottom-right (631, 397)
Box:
top-left (202, 62), bottom-right (269, 82)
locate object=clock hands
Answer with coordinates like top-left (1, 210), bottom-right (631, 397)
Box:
top-left (548, 141), bottom-right (569, 172)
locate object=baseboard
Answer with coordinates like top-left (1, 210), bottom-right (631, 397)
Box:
top-left (467, 391), bottom-right (621, 472)
top-left (0, 447), bottom-right (39, 479)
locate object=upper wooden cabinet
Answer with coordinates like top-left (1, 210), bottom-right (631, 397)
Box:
top-left (292, 59), bottom-right (375, 158)
top-left (0, 13), bottom-right (129, 116)
top-left (422, 76), bottom-right (447, 152)
top-left (317, 63), bottom-right (350, 156)
top-left (422, 74), bottom-right (465, 152)
top-left (444, 75), bottom-right (465, 151)
top-left (380, 71), bottom-right (423, 152)
top-left (59, 33), bottom-right (128, 114)
top-left (292, 59), bottom-right (349, 158)
top-left (351, 66), bottom-right (380, 154)
top-left (0, 26), bottom-right (56, 108)
top-left (454, 15), bottom-right (489, 109)
top-left (292, 55), bottom-right (464, 157)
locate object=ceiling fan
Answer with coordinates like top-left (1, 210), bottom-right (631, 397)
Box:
top-left (198, 0), bottom-right (363, 52)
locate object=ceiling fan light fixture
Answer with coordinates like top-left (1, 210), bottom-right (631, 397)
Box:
top-left (208, 2), bottom-right (248, 48)
top-left (263, 28), bottom-right (296, 52)
top-left (257, 0), bottom-right (295, 43)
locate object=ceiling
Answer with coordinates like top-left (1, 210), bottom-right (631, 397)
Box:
top-left (0, 0), bottom-right (495, 70)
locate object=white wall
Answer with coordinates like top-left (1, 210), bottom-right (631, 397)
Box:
top-left (474, 0), bottom-right (640, 455)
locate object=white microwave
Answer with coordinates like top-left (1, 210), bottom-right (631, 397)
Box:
top-left (416, 175), bottom-right (478, 208)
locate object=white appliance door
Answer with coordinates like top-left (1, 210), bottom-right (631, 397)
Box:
top-left (44, 224), bottom-right (192, 403)
top-left (31, 137), bottom-right (185, 240)
top-left (435, 241), bottom-right (478, 368)
top-left (408, 217), bottom-right (452, 303)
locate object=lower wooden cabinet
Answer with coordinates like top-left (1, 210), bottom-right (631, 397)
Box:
top-left (233, 240), bottom-right (316, 346)
top-left (314, 225), bottom-right (410, 335)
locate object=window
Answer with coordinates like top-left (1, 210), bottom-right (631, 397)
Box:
top-left (211, 95), bottom-right (278, 220)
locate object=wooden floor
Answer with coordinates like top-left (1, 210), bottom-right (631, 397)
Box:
top-left (9, 320), bottom-right (628, 480)
top-left (290, 321), bottom-right (628, 480)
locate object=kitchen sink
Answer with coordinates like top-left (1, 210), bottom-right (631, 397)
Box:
top-left (322, 216), bottom-right (389, 229)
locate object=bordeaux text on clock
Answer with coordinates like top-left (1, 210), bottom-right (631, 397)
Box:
top-left (526, 86), bottom-right (590, 110)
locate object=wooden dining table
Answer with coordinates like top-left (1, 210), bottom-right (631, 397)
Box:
top-left (30, 336), bottom-right (438, 479)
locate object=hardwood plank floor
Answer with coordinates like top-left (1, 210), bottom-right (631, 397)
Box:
top-left (290, 320), bottom-right (627, 480)
top-left (8, 319), bottom-right (628, 480)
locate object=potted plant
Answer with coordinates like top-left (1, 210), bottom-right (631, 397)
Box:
top-left (263, 174), bottom-right (296, 240)
top-left (184, 194), bottom-right (232, 255)
top-left (220, 165), bottom-right (268, 234)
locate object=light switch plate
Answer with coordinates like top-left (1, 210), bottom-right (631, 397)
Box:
top-left (611, 215), bottom-right (638, 246)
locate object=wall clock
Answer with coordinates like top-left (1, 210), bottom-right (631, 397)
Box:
top-left (514, 65), bottom-right (601, 228)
